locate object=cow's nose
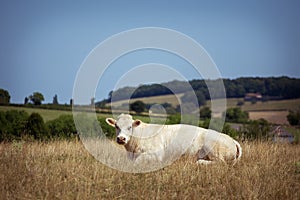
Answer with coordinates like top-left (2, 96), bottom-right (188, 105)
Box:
top-left (117, 136), bottom-right (126, 144)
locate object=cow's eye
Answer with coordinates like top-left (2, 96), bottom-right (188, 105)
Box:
top-left (128, 126), bottom-right (132, 130)
top-left (115, 125), bottom-right (120, 130)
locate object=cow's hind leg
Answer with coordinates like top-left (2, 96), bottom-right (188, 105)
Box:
top-left (196, 149), bottom-right (217, 165)
top-left (196, 154), bottom-right (215, 165)
top-left (196, 159), bottom-right (214, 165)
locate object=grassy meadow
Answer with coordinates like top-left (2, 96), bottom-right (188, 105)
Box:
top-left (0, 101), bottom-right (299, 199)
top-left (0, 106), bottom-right (72, 122)
top-left (0, 140), bottom-right (299, 199)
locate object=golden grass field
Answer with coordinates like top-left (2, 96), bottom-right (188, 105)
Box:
top-left (1, 140), bottom-right (299, 199)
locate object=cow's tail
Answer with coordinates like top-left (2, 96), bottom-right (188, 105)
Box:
top-left (233, 140), bottom-right (242, 163)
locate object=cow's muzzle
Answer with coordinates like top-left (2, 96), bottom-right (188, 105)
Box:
top-left (117, 136), bottom-right (126, 145)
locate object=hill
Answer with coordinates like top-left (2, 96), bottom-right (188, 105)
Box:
top-left (102, 77), bottom-right (300, 104)
top-left (108, 96), bottom-right (300, 125)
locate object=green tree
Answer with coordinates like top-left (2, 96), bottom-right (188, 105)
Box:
top-left (224, 107), bottom-right (249, 123)
top-left (287, 110), bottom-right (300, 126)
top-left (0, 88), bottom-right (10, 105)
top-left (29, 92), bottom-right (45, 105)
top-left (200, 107), bottom-right (211, 119)
top-left (24, 97), bottom-right (29, 104)
top-left (53, 94), bottom-right (59, 105)
top-left (130, 100), bottom-right (146, 114)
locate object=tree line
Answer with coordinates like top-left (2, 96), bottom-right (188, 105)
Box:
top-left (105, 76), bottom-right (300, 103)
top-left (1, 76), bottom-right (299, 107)
top-left (0, 107), bottom-right (299, 143)
top-left (0, 108), bottom-right (276, 142)
top-left (0, 110), bottom-right (115, 142)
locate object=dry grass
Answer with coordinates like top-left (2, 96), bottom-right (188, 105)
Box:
top-left (1, 140), bottom-right (299, 199)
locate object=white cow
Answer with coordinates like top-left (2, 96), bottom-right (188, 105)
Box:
top-left (106, 114), bottom-right (242, 165)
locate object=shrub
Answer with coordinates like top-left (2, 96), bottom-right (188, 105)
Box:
top-left (0, 88), bottom-right (10, 105)
top-left (98, 117), bottom-right (115, 138)
top-left (224, 107), bottom-right (249, 123)
top-left (242, 119), bottom-right (271, 140)
top-left (26, 113), bottom-right (48, 140)
top-left (200, 107), bottom-right (211, 119)
top-left (46, 115), bottom-right (77, 139)
top-left (130, 101), bottom-right (146, 114)
top-left (166, 114), bottom-right (181, 124)
top-left (287, 110), bottom-right (300, 126)
top-left (0, 110), bottom-right (29, 141)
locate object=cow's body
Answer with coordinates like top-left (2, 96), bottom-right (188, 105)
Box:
top-left (106, 114), bottom-right (242, 165)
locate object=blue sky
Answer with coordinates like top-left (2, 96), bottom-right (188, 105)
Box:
top-left (0, 0), bottom-right (299, 104)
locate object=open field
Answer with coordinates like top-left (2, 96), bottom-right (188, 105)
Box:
top-left (0, 106), bottom-right (72, 122)
top-left (1, 141), bottom-right (299, 199)
top-left (110, 97), bottom-right (300, 125)
top-left (110, 96), bottom-right (300, 112)
top-left (0, 106), bottom-right (113, 122)
top-left (1, 97), bottom-right (300, 125)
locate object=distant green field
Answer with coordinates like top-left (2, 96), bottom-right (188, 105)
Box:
top-left (1, 97), bottom-right (300, 124)
top-left (0, 106), bottom-right (151, 122)
top-left (0, 106), bottom-right (73, 122)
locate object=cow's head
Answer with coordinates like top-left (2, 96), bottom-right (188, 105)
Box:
top-left (106, 114), bottom-right (141, 145)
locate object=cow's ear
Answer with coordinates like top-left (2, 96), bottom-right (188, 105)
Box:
top-left (106, 118), bottom-right (116, 127)
top-left (133, 119), bottom-right (142, 127)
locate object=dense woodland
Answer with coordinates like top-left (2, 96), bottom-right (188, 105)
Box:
top-left (105, 76), bottom-right (300, 102)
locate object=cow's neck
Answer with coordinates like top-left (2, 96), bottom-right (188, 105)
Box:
top-left (124, 136), bottom-right (143, 154)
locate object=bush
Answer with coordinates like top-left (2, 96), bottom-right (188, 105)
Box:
top-left (242, 119), bottom-right (271, 140)
top-left (0, 88), bottom-right (10, 105)
top-left (98, 117), bottom-right (115, 138)
top-left (46, 115), bottom-right (77, 139)
top-left (0, 110), bottom-right (29, 141)
top-left (200, 107), bottom-right (211, 119)
top-left (224, 107), bottom-right (249, 123)
top-left (130, 101), bottom-right (146, 114)
top-left (26, 113), bottom-right (48, 140)
top-left (287, 110), bottom-right (300, 126)
top-left (166, 114), bottom-right (181, 124)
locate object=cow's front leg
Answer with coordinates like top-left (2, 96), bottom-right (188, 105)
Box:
top-left (133, 152), bottom-right (164, 166)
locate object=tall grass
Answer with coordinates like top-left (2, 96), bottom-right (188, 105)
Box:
top-left (0, 140), bottom-right (299, 199)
